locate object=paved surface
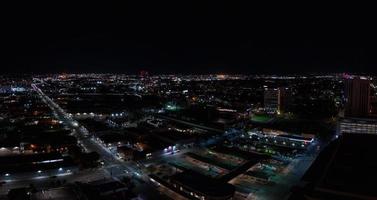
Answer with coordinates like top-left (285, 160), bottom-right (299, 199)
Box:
top-left (228, 139), bottom-right (324, 200)
top-left (0, 168), bottom-right (108, 196)
top-left (31, 84), bottom-right (146, 179)
top-left (28, 84), bottom-right (186, 199)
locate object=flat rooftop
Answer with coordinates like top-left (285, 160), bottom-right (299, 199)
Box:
top-left (171, 170), bottom-right (235, 198)
top-left (31, 187), bottom-right (79, 200)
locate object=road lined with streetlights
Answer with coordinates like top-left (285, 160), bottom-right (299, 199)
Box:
top-left (31, 84), bottom-right (148, 180)
top-left (29, 83), bottom-right (200, 200)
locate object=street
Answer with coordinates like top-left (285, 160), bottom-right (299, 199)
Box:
top-left (27, 83), bottom-right (194, 200)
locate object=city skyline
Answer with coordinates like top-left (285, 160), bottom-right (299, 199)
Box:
top-left (2, 2), bottom-right (377, 200)
top-left (1, 72), bottom-right (376, 200)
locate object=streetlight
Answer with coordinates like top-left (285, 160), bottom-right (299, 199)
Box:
top-left (5, 173), bottom-right (10, 177)
top-left (58, 167), bottom-right (63, 172)
top-left (37, 170), bottom-right (42, 174)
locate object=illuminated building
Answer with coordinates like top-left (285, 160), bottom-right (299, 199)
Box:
top-left (338, 117), bottom-right (377, 135)
top-left (264, 87), bottom-right (287, 114)
top-left (340, 77), bottom-right (377, 135)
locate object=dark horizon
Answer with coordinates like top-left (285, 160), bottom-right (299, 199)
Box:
top-left (2, 2), bottom-right (377, 75)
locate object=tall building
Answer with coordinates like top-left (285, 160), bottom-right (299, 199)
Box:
top-left (344, 77), bottom-right (371, 117)
top-left (264, 87), bottom-right (287, 114)
top-left (339, 77), bottom-right (375, 135)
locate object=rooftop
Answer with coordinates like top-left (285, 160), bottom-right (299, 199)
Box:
top-left (31, 187), bottom-right (80, 200)
top-left (171, 170), bottom-right (235, 198)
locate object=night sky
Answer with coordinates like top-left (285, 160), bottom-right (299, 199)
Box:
top-left (1, 2), bottom-right (377, 74)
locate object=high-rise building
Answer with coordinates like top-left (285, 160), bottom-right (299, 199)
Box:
top-left (344, 77), bottom-right (371, 117)
top-left (338, 76), bottom-right (376, 135)
top-left (264, 87), bottom-right (287, 114)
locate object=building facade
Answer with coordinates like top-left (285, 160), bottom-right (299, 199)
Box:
top-left (344, 77), bottom-right (370, 117)
top-left (338, 117), bottom-right (377, 135)
top-left (264, 88), bottom-right (287, 114)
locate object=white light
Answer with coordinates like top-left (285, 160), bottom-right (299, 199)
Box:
top-left (58, 167), bottom-right (63, 171)
top-left (37, 170), bottom-right (42, 173)
top-left (5, 173), bottom-right (10, 177)
top-left (35, 159), bottom-right (64, 164)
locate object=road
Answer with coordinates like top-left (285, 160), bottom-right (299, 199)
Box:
top-left (31, 84), bottom-right (147, 179)
top-left (30, 83), bottom-right (188, 199)
top-left (0, 168), bottom-right (108, 196)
